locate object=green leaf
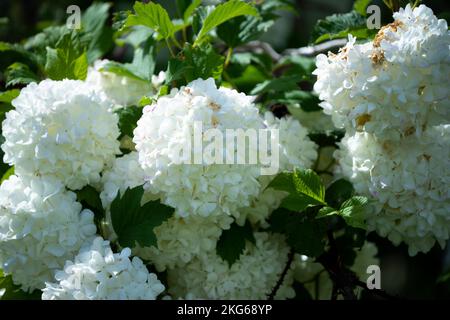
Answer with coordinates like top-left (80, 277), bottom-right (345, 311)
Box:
top-left (0, 89), bottom-right (20, 104)
top-left (216, 221), bottom-right (255, 267)
top-left (437, 270), bottom-right (450, 284)
top-left (231, 52), bottom-right (272, 74)
top-left (126, 2), bottom-right (175, 39)
top-left (382, 0), bottom-right (400, 12)
top-left (80, 2), bottom-right (113, 62)
top-left (165, 43), bottom-right (224, 85)
top-left (0, 41), bottom-right (39, 67)
top-left (76, 185), bottom-right (104, 227)
top-left (311, 11), bottom-right (368, 44)
top-left (23, 26), bottom-right (71, 66)
top-left (5, 62), bottom-right (39, 87)
top-left (250, 75), bottom-right (302, 95)
top-left (316, 206), bottom-right (337, 218)
top-left (274, 91), bottom-right (321, 111)
top-left (183, 0), bottom-right (202, 23)
top-left (354, 0), bottom-right (372, 16)
top-left (72, 51), bottom-right (88, 80)
top-left (325, 179), bottom-right (354, 208)
top-left (268, 168), bottom-right (327, 212)
top-left (228, 65), bottom-right (268, 93)
top-left (183, 43), bottom-right (224, 82)
top-left (44, 33), bottom-right (88, 80)
top-left (277, 55), bottom-right (316, 77)
top-left (115, 106), bottom-right (143, 138)
top-left (165, 58), bottom-right (193, 84)
top-left (138, 96), bottom-right (154, 107)
top-left (194, 0), bottom-right (258, 45)
top-left (338, 196), bottom-right (368, 229)
top-left (309, 130), bottom-right (344, 148)
top-left (110, 186), bottom-right (174, 248)
top-left (0, 166), bottom-right (14, 184)
top-left (101, 61), bottom-right (145, 81)
top-left (335, 227), bottom-right (366, 266)
top-left (76, 185), bottom-right (103, 212)
top-left (103, 28), bottom-right (156, 82)
top-left (0, 271), bottom-right (41, 300)
top-left (129, 35), bottom-right (157, 81)
top-left (268, 208), bottom-right (327, 257)
top-left (217, 15), bottom-right (273, 48)
top-left (286, 213), bottom-right (327, 257)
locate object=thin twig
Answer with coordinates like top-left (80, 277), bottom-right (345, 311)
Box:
top-left (268, 250), bottom-right (295, 300)
top-left (355, 280), bottom-right (401, 300)
top-left (283, 39), bottom-right (348, 57)
top-left (233, 39), bottom-right (348, 62)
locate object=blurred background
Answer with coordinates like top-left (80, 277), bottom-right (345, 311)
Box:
top-left (0, 0), bottom-right (449, 299)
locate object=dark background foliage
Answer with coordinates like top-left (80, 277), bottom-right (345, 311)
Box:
top-left (0, 0), bottom-right (449, 299)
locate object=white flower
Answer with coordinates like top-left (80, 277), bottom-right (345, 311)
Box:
top-left (166, 232), bottom-right (295, 300)
top-left (99, 152), bottom-right (150, 208)
top-left (100, 152), bottom-right (232, 271)
top-left (0, 175), bottom-right (96, 292)
top-left (262, 112), bottom-right (318, 171)
top-left (293, 242), bottom-right (379, 299)
top-left (151, 71), bottom-right (166, 90)
top-left (42, 237), bottom-right (165, 300)
top-left (134, 215), bottom-right (233, 272)
top-left (1, 79), bottom-right (121, 190)
top-left (236, 176), bottom-right (287, 227)
top-left (86, 59), bottom-right (157, 109)
top-left (133, 78), bottom-right (265, 219)
top-left (237, 113), bottom-right (318, 226)
top-left (313, 4), bottom-right (449, 139)
top-left (335, 126), bottom-right (450, 255)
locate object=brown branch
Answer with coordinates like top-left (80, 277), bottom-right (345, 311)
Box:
top-left (355, 280), bottom-right (401, 300)
top-left (268, 250), bottom-right (295, 300)
top-left (233, 39), bottom-right (348, 62)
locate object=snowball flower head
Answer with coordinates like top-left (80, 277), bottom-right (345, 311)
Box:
top-left (262, 112), bottom-right (317, 171)
top-left (134, 214), bottom-right (232, 272)
top-left (167, 232), bottom-right (295, 299)
top-left (335, 126), bottom-right (450, 255)
top-left (313, 4), bottom-right (449, 139)
top-left (0, 175), bottom-right (96, 291)
top-left (133, 78), bottom-right (266, 218)
top-left (1, 79), bottom-right (121, 190)
top-left (99, 152), bottom-right (151, 208)
top-left (86, 59), bottom-right (164, 108)
top-left (236, 113), bottom-right (317, 226)
top-left (42, 237), bottom-right (165, 300)
top-left (100, 152), bottom-right (232, 271)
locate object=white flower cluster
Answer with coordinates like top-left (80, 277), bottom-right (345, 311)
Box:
top-left (86, 59), bottom-right (166, 109)
top-left (166, 232), bottom-right (295, 300)
top-left (237, 112), bottom-right (317, 226)
top-left (134, 215), bottom-right (232, 272)
top-left (0, 175), bottom-right (96, 291)
top-left (100, 84), bottom-right (318, 272)
top-left (0, 69), bottom-right (319, 298)
top-left (99, 152), bottom-right (232, 271)
top-left (314, 5), bottom-right (450, 255)
top-left (133, 78), bottom-right (265, 219)
top-left (335, 127), bottom-right (450, 255)
top-left (313, 4), bottom-right (449, 139)
top-left (263, 111), bottom-right (318, 171)
top-left (1, 79), bottom-right (121, 190)
top-left (0, 73), bottom-right (168, 298)
top-left (42, 237), bottom-right (165, 300)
